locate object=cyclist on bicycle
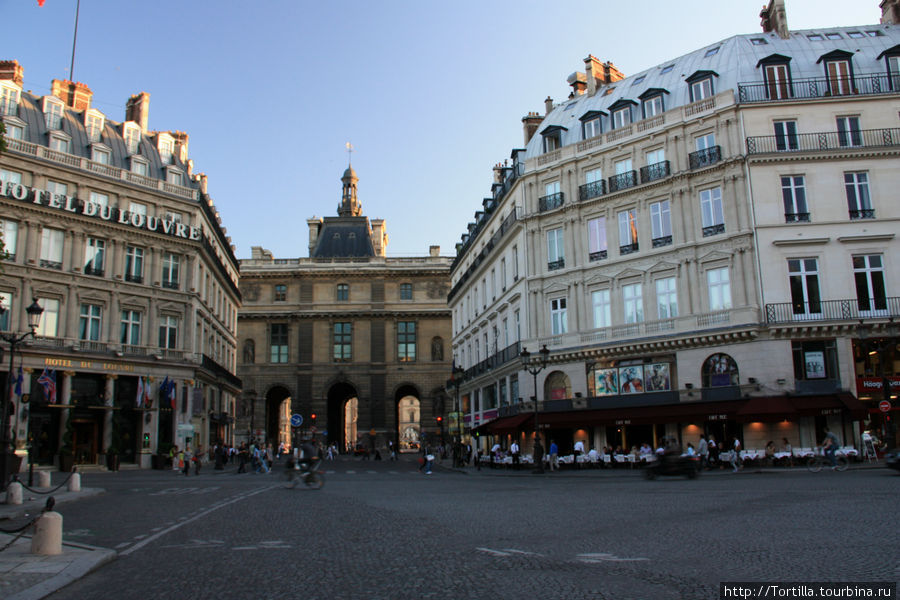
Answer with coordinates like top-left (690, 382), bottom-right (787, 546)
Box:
top-left (297, 440), bottom-right (321, 475)
top-left (822, 427), bottom-right (841, 469)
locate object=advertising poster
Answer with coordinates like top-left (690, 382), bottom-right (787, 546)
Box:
top-left (619, 366), bottom-right (645, 394)
top-left (645, 363), bottom-right (671, 391)
top-left (595, 368), bottom-right (619, 395)
top-left (805, 351), bottom-right (826, 379)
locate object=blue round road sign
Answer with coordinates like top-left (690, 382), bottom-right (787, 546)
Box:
top-left (290, 414), bottom-right (303, 427)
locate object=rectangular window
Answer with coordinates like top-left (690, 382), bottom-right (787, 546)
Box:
top-left (592, 289), bottom-right (611, 329)
top-left (788, 258), bottom-right (822, 317)
top-left (274, 284), bottom-right (287, 302)
top-left (547, 228), bottom-right (565, 269)
top-left (158, 137), bottom-right (174, 164)
top-left (618, 209), bottom-right (638, 253)
top-left (500, 258), bottom-right (506, 290)
top-left (129, 202), bottom-right (148, 217)
top-left (781, 176), bottom-right (808, 222)
top-left (46, 180), bottom-right (68, 197)
top-left (695, 133), bottom-right (716, 151)
top-left (131, 159), bottom-right (149, 177)
top-left (333, 322), bottom-right (352, 361)
top-left (587, 217), bottom-right (607, 261)
top-left (645, 148), bottom-right (665, 166)
top-left (400, 282), bottom-right (413, 300)
top-left (612, 107), bottom-right (631, 128)
top-left (512, 246), bottom-right (519, 280)
top-left (166, 170), bottom-right (183, 185)
top-left (0, 292), bottom-right (10, 331)
top-left (84, 237), bottom-right (106, 276)
top-left (656, 277), bottom-right (678, 319)
top-left (159, 315), bottom-right (178, 349)
top-left (853, 254), bottom-right (887, 313)
top-left (269, 323), bottom-right (288, 363)
top-left (78, 304), bottom-right (101, 342)
top-left (615, 159), bottom-right (632, 175)
top-left (40, 227), bottom-right (64, 269)
top-left (90, 144), bottom-right (109, 165)
top-left (89, 191), bottom-right (109, 210)
top-left (0, 86), bottom-right (19, 116)
top-left (642, 95), bottom-right (663, 118)
top-left (1, 219), bottom-right (18, 259)
top-left (583, 117), bottom-right (602, 139)
top-left (398, 321), bottom-right (416, 362)
top-left (826, 60), bottom-right (852, 95)
top-left (120, 310), bottom-right (142, 345)
top-left (707, 267), bottom-right (732, 311)
top-left (690, 78), bottom-right (713, 101)
top-left (162, 253), bottom-right (180, 289)
top-left (44, 99), bottom-right (63, 129)
top-left (836, 116), bottom-right (861, 147)
top-left (774, 120), bottom-right (799, 151)
top-left (48, 134), bottom-right (70, 153)
top-left (35, 298), bottom-right (60, 337)
top-left (623, 283), bottom-right (643, 324)
top-left (700, 187), bottom-right (724, 235)
top-left (336, 284), bottom-right (349, 301)
top-left (844, 172), bottom-right (872, 219)
top-left (0, 168), bottom-right (22, 184)
top-left (650, 200), bottom-right (672, 245)
top-left (85, 113), bottom-right (104, 143)
top-left (889, 55), bottom-right (900, 91)
top-left (550, 298), bottom-right (568, 335)
top-left (124, 125), bottom-right (140, 155)
top-left (764, 64), bottom-right (790, 100)
top-left (125, 246), bottom-right (144, 283)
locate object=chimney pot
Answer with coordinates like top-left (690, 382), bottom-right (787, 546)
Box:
top-left (50, 78), bottom-right (93, 110)
top-left (0, 60), bottom-right (24, 86)
top-left (126, 92), bottom-right (150, 132)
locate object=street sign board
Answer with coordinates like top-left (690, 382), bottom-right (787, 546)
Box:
top-left (879, 400), bottom-right (892, 413)
top-left (290, 414), bottom-right (304, 427)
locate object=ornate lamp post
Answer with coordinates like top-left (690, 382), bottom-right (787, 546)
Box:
top-left (520, 344), bottom-right (550, 441)
top-left (0, 298), bottom-right (44, 490)
top-left (446, 364), bottom-right (464, 467)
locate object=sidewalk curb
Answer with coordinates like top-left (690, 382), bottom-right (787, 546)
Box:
top-left (6, 540), bottom-right (117, 600)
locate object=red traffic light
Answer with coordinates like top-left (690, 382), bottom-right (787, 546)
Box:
top-left (436, 416), bottom-right (443, 422)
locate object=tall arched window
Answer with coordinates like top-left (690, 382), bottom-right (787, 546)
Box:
top-left (702, 353), bottom-right (739, 387)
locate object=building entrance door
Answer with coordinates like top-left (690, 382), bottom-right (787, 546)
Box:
top-left (73, 419), bottom-right (98, 465)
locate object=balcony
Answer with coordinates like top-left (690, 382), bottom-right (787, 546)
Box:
top-left (689, 145), bottom-right (721, 169)
top-left (652, 235), bottom-right (672, 248)
top-left (639, 160), bottom-right (670, 184)
top-left (538, 192), bottom-right (565, 212)
top-left (462, 342), bottom-right (521, 382)
top-left (784, 212), bottom-right (810, 223)
top-left (738, 72), bottom-right (897, 103)
top-left (125, 273), bottom-right (144, 284)
top-left (849, 209), bottom-right (876, 220)
top-left (619, 242), bottom-right (639, 256)
top-left (39, 259), bottom-right (62, 270)
top-left (83, 265), bottom-right (104, 277)
top-left (702, 223), bottom-right (725, 237)
top-left (547, 258), bottom-right (565, 271)
top-left (765, 296), bottom-right (900, 324)
top-left (608, 171), bottom-right (637, 193)
top-left (746, 127), bottom-right (900, 154)
top-left (589, 250), bottom-right (607, 262)
top-left (578, 180), bottom-right (606, 201)
top-left (162, 280), bottom-right (179, 290)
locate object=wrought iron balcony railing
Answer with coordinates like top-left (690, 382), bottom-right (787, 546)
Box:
top-left (608, 171), bottom-right (637, 193)
top-left (738, 72), bottom-right (898, 103)
top-left (125, 273), bottom-right (144, 284)
top-left (784, 212), bottom-right (810, 223)
top-left (547, 259), bottom-right (565, 271)
top-left (619, 242), bottom-right (639, 256)
top-left (639, 160), bottom-right (670, 184)
top-left (538, 192), bottom-right (565, 212)
top-left (849, 209), bottom-right (876, 220)
top-left (652, 235), bottom-right (672, 248)
top-left (746, 127), bottom-right (900, 154)
top-left (702, 223), bottom-right (725, 237)
top-left (162, 280), bottom-right (180, 290)
top-left (578, 180), bottom-right (606, 201)
top-left (83, 265), bottom-right (104, 277)
top-left (765, 297), bottom-right (900, 324)
top-left (689, 145), bottom-right (721, 169)
top-left (589, 250), bottom-right (607, 262)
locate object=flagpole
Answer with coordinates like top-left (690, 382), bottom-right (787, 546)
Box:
top-left (69, 0), bottom-right (81, 81)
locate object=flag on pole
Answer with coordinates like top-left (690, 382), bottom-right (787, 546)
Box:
top-left (169, 379), bottom-right (177, 410)
top-left (14, 366), bottom-right (23, 398)
top-left (37, 369), bottom-right (56, 403)
top-left (136, 375), bottom-right (144, 407)
top-left (37, 0), bottom-right (46, 6)
top-left (143, 376), bottom-right (152, 408)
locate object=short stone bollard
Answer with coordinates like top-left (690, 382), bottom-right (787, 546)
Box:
top-left (37, 471), bottom-right (51, 488)
top-left (5, 481), bottom-right (23, 505)
top-left (31, 511), bottom-right (63, 556)
top-left (67, 472), bottom-right (81, 492)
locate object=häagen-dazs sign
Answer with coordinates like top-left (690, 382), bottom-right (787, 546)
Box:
top-left (1, 180), bottom-right (203, 241)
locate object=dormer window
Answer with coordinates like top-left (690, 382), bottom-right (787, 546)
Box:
top-left (539, 125), bottom-right (566, 153)
top-left (165, 167), bottom-right (183, 186)
top-left (48, 131), bottom-right (71, 153)
top-left (686, 70), bottom-right (718, 102)
top-left (579, 110), bottom-right (605, 139)
top-left (638, 88), bottom-right (668, 118)
top-left (0, 84), bottom-right (20, 117)
top-left (608, 99), bottom-right (637, 129)
top-left (91, 144), bottom-right (111, 165)
top-left (3, 119), bottom-right (24, 140)
top-left (817, 50), bottom-right (855, 95)
top-left (757, 54), bottom-right (793, 100)
top-left (123, 122), bottom-right (141, 155)
top-left (876, 44), bottom-right (900, 91)
top-left (704, 46), bottom-right (720, 58)
top-left (84, 109), bottom-right (104, 143)
top-left (130, 156), bottom-right (149, 177)
top-left (157, 133), bottom-right (174, 165)
top-left (660, 64), bottom-right (674, 74)
top-left (43, 97), bottom-right (64, 130)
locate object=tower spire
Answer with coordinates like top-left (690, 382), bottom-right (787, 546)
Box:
top-left (338, 144), bottom-right (361, 217)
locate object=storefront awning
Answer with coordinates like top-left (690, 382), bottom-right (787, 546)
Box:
top-left (475, 412), bottom-right (534, 434)
top-left (537, 399), bottom-right (747, 427)
top-left (735, 396), bottom-right (797, 422)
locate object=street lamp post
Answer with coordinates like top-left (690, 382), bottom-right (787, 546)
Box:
top-left (520, 345), bottom-right (550, 471)
top-left (0, 298), bottom-right (44, 490)
top-left (446, 364), bottom-right (464, 467)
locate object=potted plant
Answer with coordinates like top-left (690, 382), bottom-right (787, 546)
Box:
top-left (58, 410), bottom-right (75, 472)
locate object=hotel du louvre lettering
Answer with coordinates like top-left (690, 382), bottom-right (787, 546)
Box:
top-left (1, 180), bottom-right (203, 241)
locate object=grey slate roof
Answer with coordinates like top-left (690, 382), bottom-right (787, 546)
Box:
top-left (523, 22), bottom-right (900, 159)
top-left (311, 216), bottom-right (376, 258)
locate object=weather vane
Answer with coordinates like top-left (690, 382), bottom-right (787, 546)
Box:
top-left (345, 142), bottom-right (353, 166)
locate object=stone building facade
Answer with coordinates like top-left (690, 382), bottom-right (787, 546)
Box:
top-left (237, 167), bottom-right (452, 452)
top-left (0, 60), bottom-right (241, 469)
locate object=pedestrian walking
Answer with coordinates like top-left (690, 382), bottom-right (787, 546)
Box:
top-left (182, 446), bottom-right (192, 476)
top-left (533, 437), bottom-right (544, 474)
top-left (731, 436), bottom-right (742, 472)
top-left (510, 440), bottom-right (520, 470)
top-left (698, 434), bottom-right (709, 470)
top-left (237, 443), bottom-right (248, 473)
top-left (194, 445), bottom-right (203, 475)
top-left (549, 440), bottom-right (559, 471)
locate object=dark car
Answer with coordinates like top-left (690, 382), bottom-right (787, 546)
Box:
top-left (885, 451), bottom-right (900, 472)
top-left (644, 452), bottom-right (700, 480)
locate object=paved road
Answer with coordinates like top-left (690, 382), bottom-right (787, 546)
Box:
top-left (44, 458), bottom-right (899, 600)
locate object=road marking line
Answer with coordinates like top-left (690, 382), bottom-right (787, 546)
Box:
top-left (502, 549), bottom-right (544, 556)
top-left (115, 542), bottom-right (131, 549)
top-left (120, 486), bottom-right (275, 556)
top-left (232, 547), bottom-right (257, 551)
top-left (476, 547), bottom-right (511, 557)
top-left (133, 534), bottom-right (147, 540)
top-left (576, 553), bottom-right (649, 563)
top-left (346, 470), bottom-right (356, 474)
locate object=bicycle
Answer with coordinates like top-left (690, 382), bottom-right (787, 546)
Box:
top-left (281, 458), bottom-right (325, 489)
top-left (807, 446), bottom-right (848, 473)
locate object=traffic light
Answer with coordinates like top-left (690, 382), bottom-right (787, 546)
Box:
top-left (436, 416), bottom-right (443, 423)
top-left (142, 432), bottom-right (150, 448)
top-left (310, 413), bottom-right (317, 426)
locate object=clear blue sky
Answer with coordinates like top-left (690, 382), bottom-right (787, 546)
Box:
top-left (2, 0), bottom-right (881, 258)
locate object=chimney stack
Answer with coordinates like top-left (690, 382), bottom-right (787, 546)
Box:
top-left (429, 245), bottom-right (440, 257)
top-left (0, 60), bottom-right (24, 86)
top-left (50, 78), bottom-right (93, 110)
top-left (126, 92), bottom-right (150, 132)
top-left (760, 0), bottom-right (789, 39)
top-left (171, 131), bottom-right (189, 163)
top-left (567, 71), bottom-right (587, 96)
top-left (544, 96), bottom-right (554, 115)
top-left (370, 219), bottom-right (387, 257)
top-left (583, 55), bottom-right (625, 96)
top-left (881, 0), bottom-right (900, 23)
top-left (522, 112), bottom-right (543, 145)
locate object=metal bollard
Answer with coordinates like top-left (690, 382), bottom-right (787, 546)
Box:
top-left (5, 481), bottom-right (23, 505)
top-left (67, 472), bottom-right (81, 492)
top-left (31, 511), bottom-right (63, 556)
top-left (37, 471), bottom-right (51, 488)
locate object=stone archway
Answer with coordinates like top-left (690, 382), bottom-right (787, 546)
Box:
top-left (544, 370), bottom-right (572, 400)
top-left (264, 386), bottom-right (291, 448)
top-left (326, 381), bottom-right (358, 452)
top-left (394, 384), bottom-right (422, 451)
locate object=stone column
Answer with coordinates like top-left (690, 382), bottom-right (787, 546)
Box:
top-left (57, 371), bottom-right (74, 454)
top-left (103, 374), bottom-right (116, 453)
top-left (65, 286), bottom-right (78, 340)
top-left (13, 368), bottom-right (33, 453)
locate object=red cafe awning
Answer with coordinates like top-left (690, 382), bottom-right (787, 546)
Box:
top-left (476, 412), bottom-right (534, 434)
top-left (734, 395), bottom-right (797, 422)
